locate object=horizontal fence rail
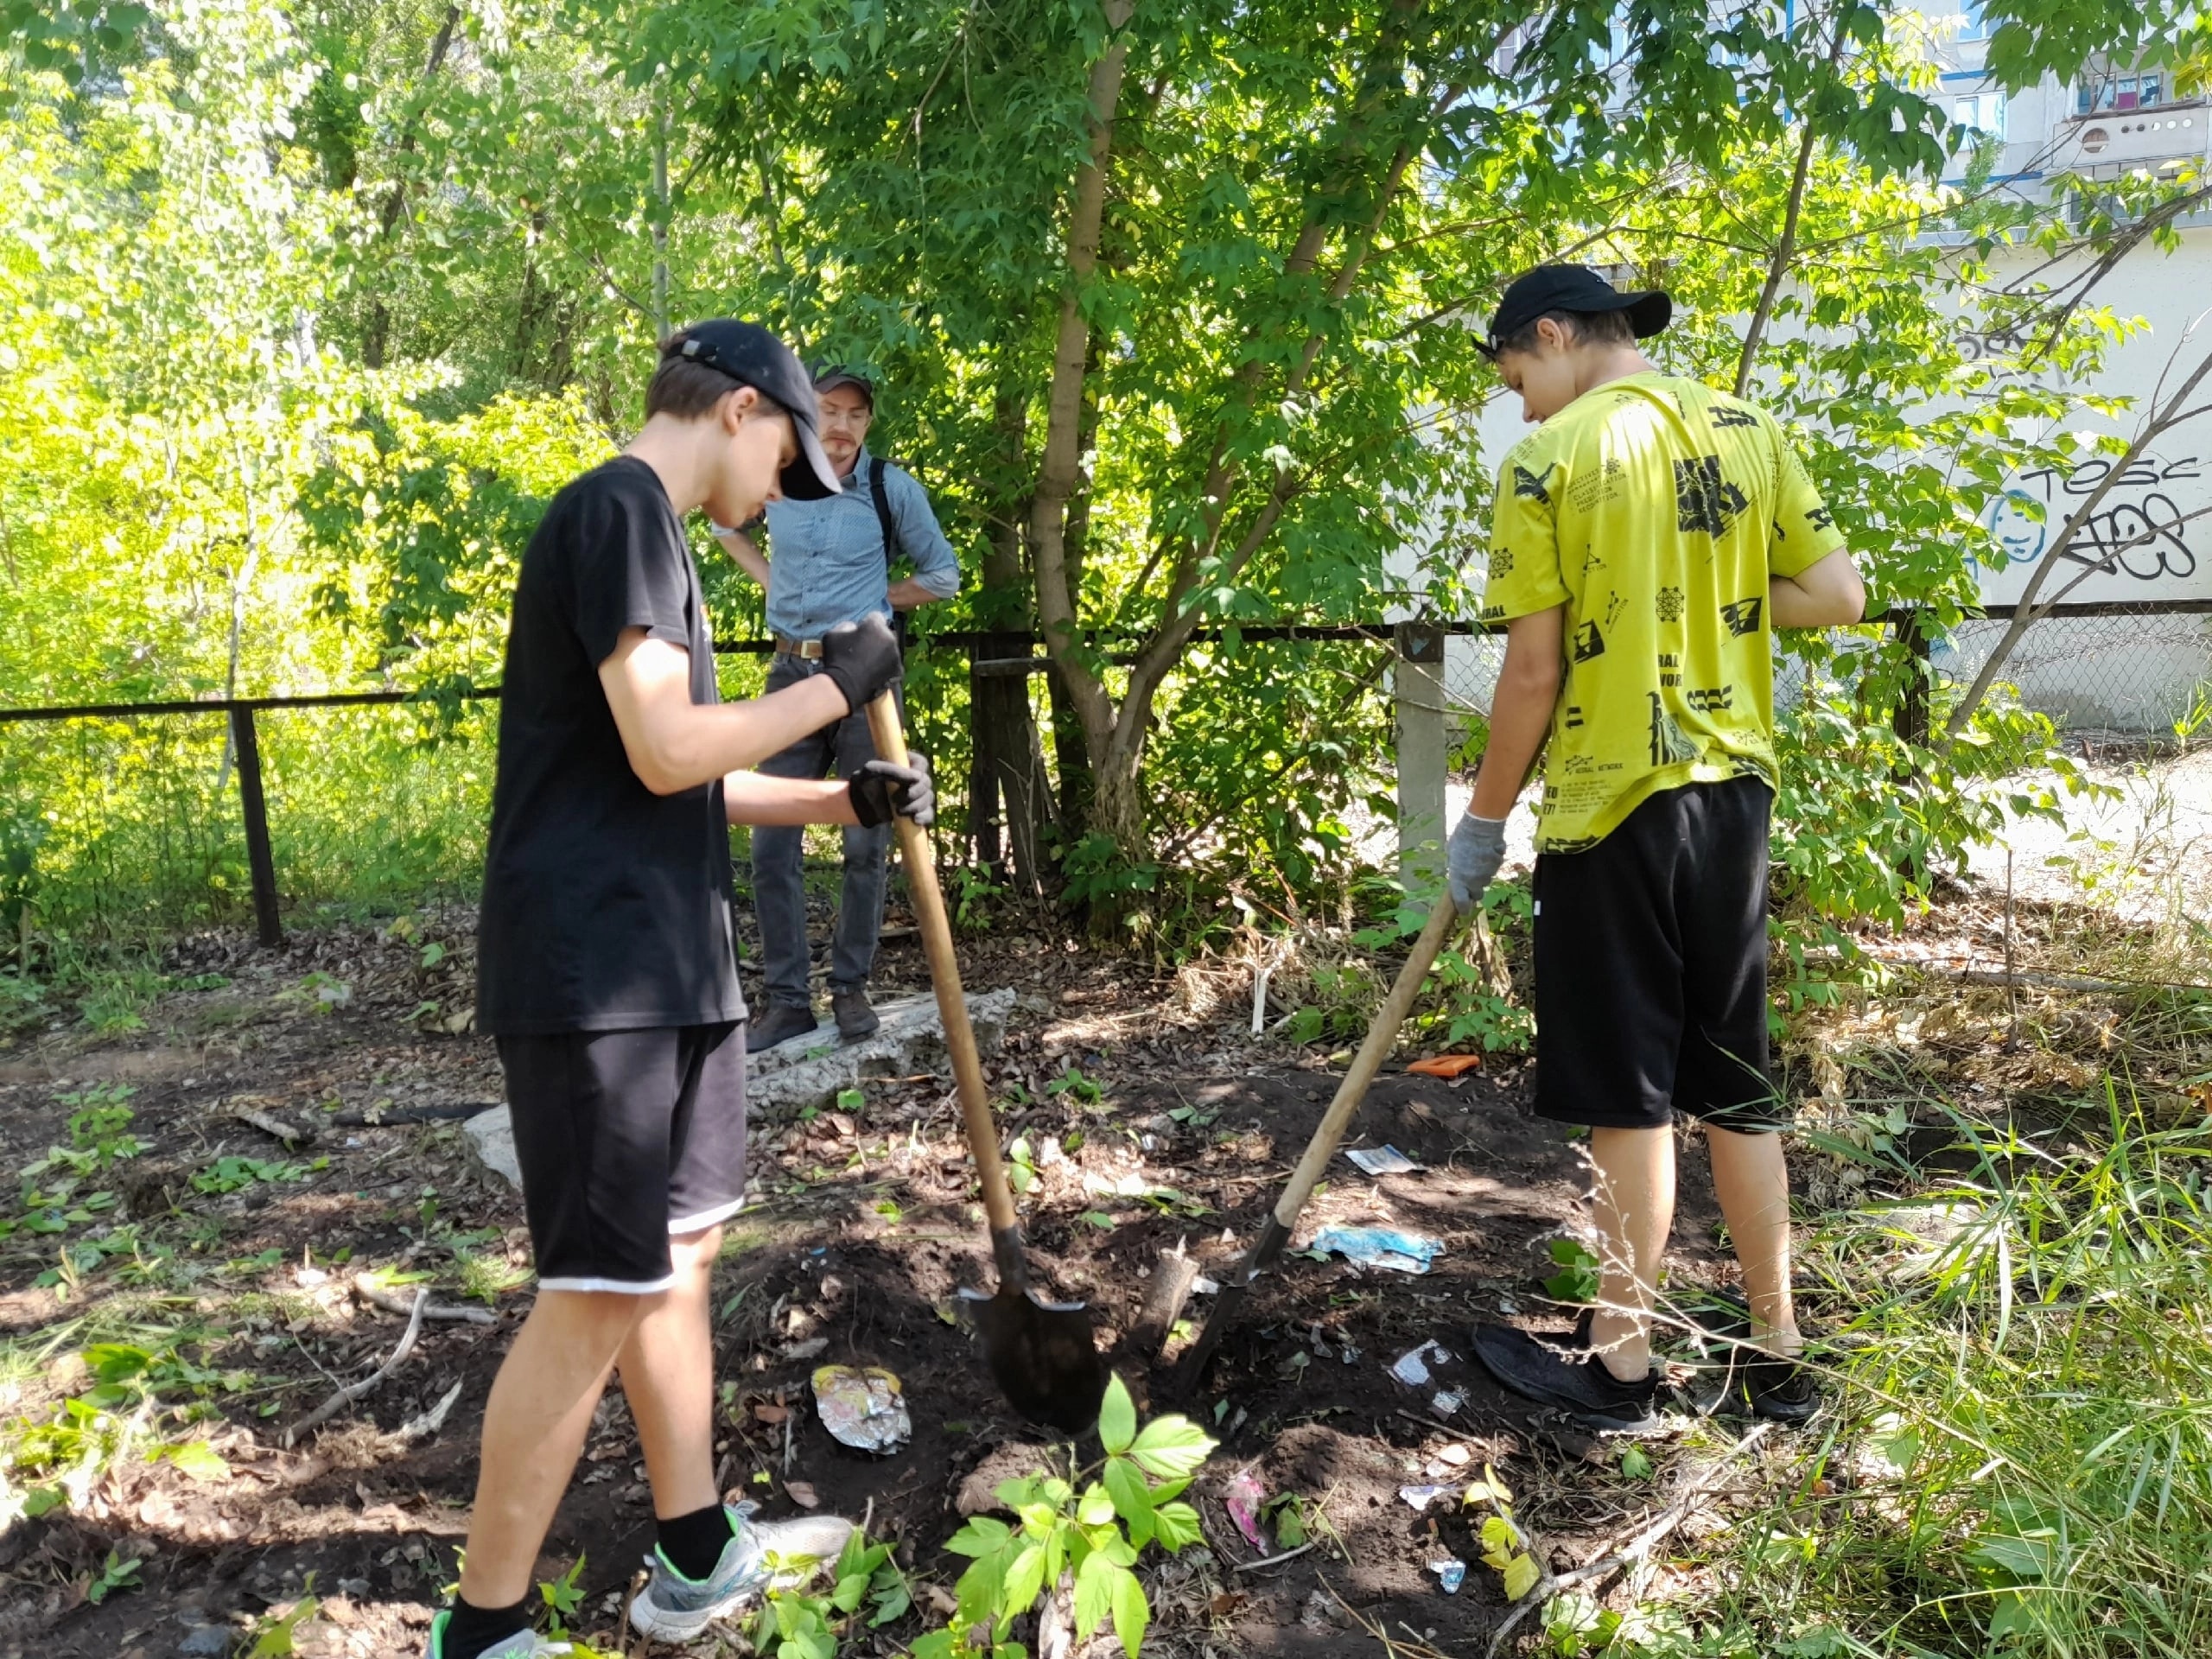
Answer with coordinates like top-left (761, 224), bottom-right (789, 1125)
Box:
top-left (4, 602), bottom-right (2205, 945)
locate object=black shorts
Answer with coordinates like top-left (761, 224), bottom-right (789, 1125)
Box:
top-left (1533, 777), bottom-right (1782, 1134)
top-left (495, 1022), bottom-right (749, 1293)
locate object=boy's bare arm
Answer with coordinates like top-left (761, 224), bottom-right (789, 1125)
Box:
top-left (721, 772), bottom-right (859, 826)
top-left (598, 630), bottom-right (847, 795)
top-left (709, 524), bottom-right (772, 589)
top-left (1770, 547), bottom-right (1866, 629)
top-left (1468, 606), bottom-right (1566, 819)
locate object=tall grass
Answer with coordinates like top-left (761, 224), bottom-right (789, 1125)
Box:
top-left (1664, 1089), bottom-right (2212, 1658)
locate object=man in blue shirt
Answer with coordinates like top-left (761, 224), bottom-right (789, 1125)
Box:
top-left (713, 367), bottom-right (961, 1049)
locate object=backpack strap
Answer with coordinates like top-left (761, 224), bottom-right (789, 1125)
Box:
top-left (868, 453), bottom-right (904, 569)
top-left (866, 453), bottom-right (911, 646)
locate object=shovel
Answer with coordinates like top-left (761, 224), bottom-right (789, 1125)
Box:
top-left (1178, 893), bottom-right (1471, 1389)
top-left (864, 693), bottom-right (1108, 1434)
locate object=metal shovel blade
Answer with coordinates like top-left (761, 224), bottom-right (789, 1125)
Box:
top-left (962, 1285), bottom-right (1108, 1434)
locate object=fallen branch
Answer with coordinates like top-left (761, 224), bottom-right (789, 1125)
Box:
top-left (1904, 964), bottom-right (2211, 995)
top-left (392, 1379), bottom-right (465, 1444)
top-left (353, 1273), bottom-right (497, 1325)
top-left (286, 1287), bottom-right (429, 1447)
top-left (1486, 1422), bottom-right (1773, 1657)
top-left (232, 1106), bottom-right (315, 1147)
top-left (333, 1101), bottom-right (495, 1126)
top-left (1230, 1540), bottom-right (1317, 1573)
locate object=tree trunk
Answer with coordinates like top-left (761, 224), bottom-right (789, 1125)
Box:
top-left (360, 4), bottom-right (461, 370)
top-left (969, 385), bottom-right (1056, 889)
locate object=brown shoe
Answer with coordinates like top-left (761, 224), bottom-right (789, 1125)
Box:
top-left (832, 989), bottom-right (879, 1041)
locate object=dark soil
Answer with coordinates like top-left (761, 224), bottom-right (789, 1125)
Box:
top-left (0, 912), bottom-right (1756, 1659)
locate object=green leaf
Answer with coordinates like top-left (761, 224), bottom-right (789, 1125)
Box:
top-left (1077, 1482), bottom-right (1117, 1528)
top-left (1002, 1541), bottom-right (1047, 1616)
top-left (163, 1440), bottom-right (231, 1482)
top-left (1502, 1553), bottom-right (1541, 1601)
top-left (1109, 1562), bottom-right (1150, 1659)
top-left (1097, 1374), bottom-right (1137, 1454)
top-left (1101, 1455), bottom-right (1153, 1523)
top-left (1152, 1500), bottom-right (1205, 1553)
top-left (907, 1633), bottom-right (957, 1659)
top-left (1073, 1548), bottom-right (1116, 1639)
top-left (1618, 1444), bottom-right (1653, 1481)
top-left (946, 1516), bottom-right (1011, 1557)
top-left (1126, 1413), bottom-right (1216, 1480)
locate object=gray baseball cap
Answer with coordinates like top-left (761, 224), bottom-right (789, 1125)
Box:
top-left (665, 321), bottom-right (842, 499)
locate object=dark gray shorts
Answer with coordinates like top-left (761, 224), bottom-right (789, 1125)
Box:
top-left (495, 1021), bottom-right (748, 1293)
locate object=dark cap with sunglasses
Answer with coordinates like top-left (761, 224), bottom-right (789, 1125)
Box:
top-left (664, 321), bottom-right (842, 499)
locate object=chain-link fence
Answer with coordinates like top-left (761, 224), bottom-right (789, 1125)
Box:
top-left (1437, 602), bottom-right (2212, 741)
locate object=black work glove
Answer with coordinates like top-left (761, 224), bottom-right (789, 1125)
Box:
top-left (847, 755), bottom-right (934, 828)
top-left (818, 613), bottom-right (903, 714)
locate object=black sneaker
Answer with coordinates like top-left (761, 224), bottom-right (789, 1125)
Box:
top-left (1671, 1291), bottom-right (1820, 1425)
top-left (1471, 1321), bottom-right (1664, 1433)
top-left (747, 1002), bottom-right (821, 1054)
top-left (831, 988), bottom-right (880, 1042)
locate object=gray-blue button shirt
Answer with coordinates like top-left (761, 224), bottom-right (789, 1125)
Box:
top-left (760, 448), bottom-right (960, 639)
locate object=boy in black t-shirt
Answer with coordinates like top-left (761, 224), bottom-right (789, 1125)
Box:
top-left (435, 322), bottom-right (930, 1659)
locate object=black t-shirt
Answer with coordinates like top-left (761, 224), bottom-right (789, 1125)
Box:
top-left (476, 457), bottom-right (744, 1035)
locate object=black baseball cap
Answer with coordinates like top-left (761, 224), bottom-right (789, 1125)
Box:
top-left (813, 365), bottom-right (875, 406)
top-left (1481, 265), bottom-right (1672, 357)
top-left (665, 321), bottom-right (842, 499)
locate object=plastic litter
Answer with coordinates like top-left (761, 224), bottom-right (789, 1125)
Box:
top-left (1428, 1558), bottom-right (1468, 1594)
top-left (1408, 1054), bottom-right (1483, 1079)
top-left (1390, 1341), bottom-right (1450, 1387)
top-left (810, 1364), bottom-right (912, 1454)
top-left (1313, 1226), bottom-right (1444, 1274)
top-left (1398, 1484), bottom-right (1454, 1511)
top-left (1224, 1471), bottom-right (1268, 1549)
top-left (1344, 1145), bottom-right (1423, 1176)
top-left (1432, 1389), bottom-right (1467, 1416)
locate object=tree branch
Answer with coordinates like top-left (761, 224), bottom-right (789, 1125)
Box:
top-left (1734, 25), bottom-right (1844, 397)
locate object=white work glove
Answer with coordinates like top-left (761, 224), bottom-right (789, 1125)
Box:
top-left (1446, 811), bottom-right (1510, 913)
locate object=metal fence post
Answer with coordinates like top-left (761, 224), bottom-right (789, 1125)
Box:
top-left (229, 703), bottom-right (283, 947)
top-left (1891, 608), bottom-right (1931, 750)
top-left (1394, 620), bottom-right (1448, 888)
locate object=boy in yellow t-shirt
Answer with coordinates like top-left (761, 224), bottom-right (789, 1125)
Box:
top-left (1449, 266), bottom-right (1866, 1432)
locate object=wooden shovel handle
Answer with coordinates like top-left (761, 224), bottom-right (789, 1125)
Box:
top-left (1269, 895), bottom-right (1464, 1230)
top-left (863, 694), bottom-right (1021, 1244)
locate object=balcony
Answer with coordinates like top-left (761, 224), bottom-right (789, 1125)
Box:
top-left (2056, 101), bottom-right (2205, 173)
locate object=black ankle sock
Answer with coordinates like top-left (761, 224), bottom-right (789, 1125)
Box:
top-left (658, 1503), bottom-right (734, 1581)
top-left (441, 1594), bottom-right (530, 1659)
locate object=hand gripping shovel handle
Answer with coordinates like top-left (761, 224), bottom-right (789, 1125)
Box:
top-left (862, 693), bottom-right (1027, 1291)
top-left (1179, 893), bottom-right (1466, 1386)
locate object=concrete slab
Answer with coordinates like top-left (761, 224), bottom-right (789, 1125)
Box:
top-left (463, 988), bottom-right (1019, 1192)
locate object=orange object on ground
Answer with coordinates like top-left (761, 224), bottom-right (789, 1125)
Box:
top-left (1408, 1054), bottom-right (1482, 1078)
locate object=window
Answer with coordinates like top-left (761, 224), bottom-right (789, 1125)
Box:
top-left (1955, 92), bottom-right (2008, 140)
top-left (2079, 70), bottom-right (2168, 115)
top-left (1958, 0), bottom-right (1990, 41)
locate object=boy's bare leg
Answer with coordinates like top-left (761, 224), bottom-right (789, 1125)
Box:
top-left (1706, 1126), bottom-right (1801, 1357)
top-left (1586, 1125), bottom-right (1676, 1381)
top-left (458, 1289), bottom-right (652, 1605)
top-left (618, 1224), bottom-right (725, 1521)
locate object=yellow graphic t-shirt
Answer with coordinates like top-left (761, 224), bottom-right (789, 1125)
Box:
top-left (1482, 372), bottom-right (1845, 853)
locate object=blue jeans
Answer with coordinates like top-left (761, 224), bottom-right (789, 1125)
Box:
top-left (751, 655), bottom-right (892, 1007)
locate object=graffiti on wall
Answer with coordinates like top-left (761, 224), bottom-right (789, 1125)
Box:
top-left (1979, 452), bottom-right (2206, 599)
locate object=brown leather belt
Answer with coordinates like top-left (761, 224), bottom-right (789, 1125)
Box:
top-left (772, 634), bottom-right (824, 659)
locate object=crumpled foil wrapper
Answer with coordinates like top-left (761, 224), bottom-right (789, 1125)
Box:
top-left (811, 1364), bottom-right (912, 1454)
